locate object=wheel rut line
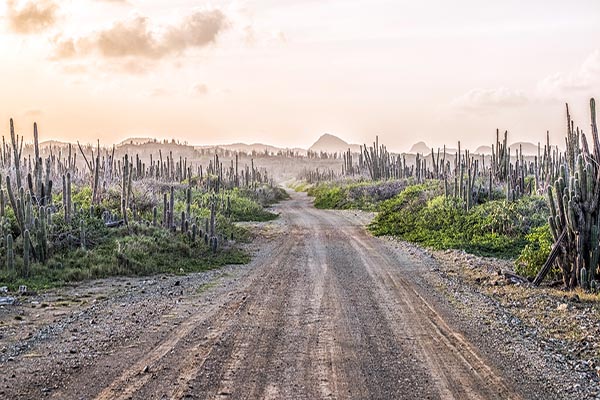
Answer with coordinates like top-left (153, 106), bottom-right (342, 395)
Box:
top-left (344, 225), bottom-right (522, 400)
top-left (92, 293), bottom-right (249, 400)
top-left (91, 227), bottom-right (296, 400)
top-left (188, 223), bottom-right (309, 399)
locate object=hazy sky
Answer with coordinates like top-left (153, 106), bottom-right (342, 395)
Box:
top-left (1, 0), bottom-right (599, 151)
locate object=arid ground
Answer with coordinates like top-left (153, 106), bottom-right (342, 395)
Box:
top-left (0, 192), bottom-right (589, 399)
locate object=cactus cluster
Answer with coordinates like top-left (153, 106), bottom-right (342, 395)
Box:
top-left (546, 99), bottom-right (600, 289)
top-left (0, 118), bottom-right (286, 281)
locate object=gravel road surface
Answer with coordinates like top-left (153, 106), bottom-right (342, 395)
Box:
top-left (2, 192), bottom-right (556, 399)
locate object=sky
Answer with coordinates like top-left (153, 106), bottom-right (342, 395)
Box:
top-left (0, 0), bottom-right (599, 152)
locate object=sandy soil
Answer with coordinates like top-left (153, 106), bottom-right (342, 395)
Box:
top-left (0, 192), bottom-right (567, 399)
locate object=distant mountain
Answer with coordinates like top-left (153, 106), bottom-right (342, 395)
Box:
top-left (195, 143), bottom-right (306, 155)
top-left (408, 141), bottom-right (539, 156)
top-left (474, 145), bottom-right (492, 154)
top-left (309, 133), bottom-right (361, 153)
top-left (472, 143), bottom-right (538, 155)
top-left (509, 142), bottom-right (538, 155)
top-left (118, 137), bottom-right (156, 146)
top-left (408, 142), bottom-right (459, 155)
top-left (408, 141), bottom-right (430, 154)
top-left (39, 140), bottom-right (70, 148)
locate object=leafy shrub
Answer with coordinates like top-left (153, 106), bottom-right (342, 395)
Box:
top-left (516, 225), bottom-right (556, 278)
top-left (307, 180), bottom-right (412, 211)
top-left (369, 185), bottom-right (549, 259)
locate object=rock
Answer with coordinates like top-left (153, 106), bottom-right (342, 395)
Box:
top-left (0, 297), bottom-right (16, 306)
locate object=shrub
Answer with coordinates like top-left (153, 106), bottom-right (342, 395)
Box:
top-left (307, 179), bottom-right (412, 211)
top-left (516, 225), bottom-right (556, 278)
top-left (369, 185), bottom-right (549, 259)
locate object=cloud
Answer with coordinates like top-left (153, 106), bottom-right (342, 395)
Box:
top-left (24, 109), bottom-right (43, 117)
top-left (6, 0), bottom-right (58, 34)
top-left (145, 88), bottom-right (169, 97)
top-left (536, 50), bottom-right (600, 99)
top-left (93, 16), bottom-right (160, 58)
top-left (59, 63), bottom-right (88, 74)
top-left (453, 50), bottom-right (600, 114)
top-left (50, 36), bottom-right (77, 59)
top-left (51, 9), bottom-right (227, 64)
top-left (451, 88), bottom-right (528, 112)
top-left (190, 83), bottom-right (208, 96)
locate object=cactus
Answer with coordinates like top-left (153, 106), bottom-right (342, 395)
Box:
top-left (66, 173), bottom-right (72, 223)
top-left (545, 99), bottom-right (600, 288)
top-left (9, 119), bottom-right (23, 190)
top-left (6, 233), bottom-right (14, 271)
top-left (162, 192), bottom-right (168, 227)
top-left (80, 219), bottom-right (86, 250)
top-left (191, 223), bottom-right (197, 242)
top-left (186, 186), bottom-right (192, 217)
top-left (38, 206), bottom-right (48, 263)
top-left (121, 154), bottom-right (129, 224)
top-left (210, 236), bottom-right (218, 253)
top-left (581, 267), bottom-right (588, 290)
top-left (23, 229), bottom-right (30, 277)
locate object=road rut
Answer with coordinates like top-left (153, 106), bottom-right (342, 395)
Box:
top-left (14, 192), bottom-right (525, 399)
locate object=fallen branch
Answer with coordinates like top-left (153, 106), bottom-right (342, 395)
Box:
top-left (533, 228), bottom-right (566, 286)
top-left (502, 270), bottom-right (530, 285)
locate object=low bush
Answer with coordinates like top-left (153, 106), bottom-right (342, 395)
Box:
top-left (516, 225), bottom-right (558, 279)
top-left (308, 179), bottom-right (413, 211)
top-left (369, 185), bottom-right (550, 259)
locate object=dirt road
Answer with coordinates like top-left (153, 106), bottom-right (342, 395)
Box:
top-left (3, 192), bottom-right (543, 399)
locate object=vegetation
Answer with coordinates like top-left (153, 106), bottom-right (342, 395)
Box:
top-left (368, 185), bottom-right (548, 259)
top-left (306, 179), bottom-right (411, 211)
top-left (0, 121), bottom-right (284, 290)
top-left (299, 98), bottom-right (600, 289)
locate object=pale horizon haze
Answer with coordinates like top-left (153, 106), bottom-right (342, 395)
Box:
top-left (1, 0), bottom-right (600, 152)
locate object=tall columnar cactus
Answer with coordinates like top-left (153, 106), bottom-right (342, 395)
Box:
top-left (6, 233), bottom-right (14, 271)
top-left (0, 178), bottom-right (4, 218)
top-left (6, 176), bottom-right (23, 230)
top-left (23, 229), bottom-right (30, 277)
top-left (80, 219), bottom-right (86, 250)
top-left (546, 99), bottom-right (600, 289)
top-left (9, 119), bottom-right (23, 190)
top-left (169, 186), bottom-right (175, 230)
top-left (186, 186), bottom-right (192, 217)
top-left (65, 173), bottom-right (72, 223)
top-left (162, 193), bottom-right (168, 228)
top-left (38, 206), bottom-right (49, 263)
top-left (121, 154), bottom-right (129, 224)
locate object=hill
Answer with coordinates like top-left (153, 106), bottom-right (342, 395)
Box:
top-left (509, 142), bottom-right (538, 155)
top-left (309, 133), bottom-right (361, 154)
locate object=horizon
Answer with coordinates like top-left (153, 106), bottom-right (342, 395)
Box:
top-left (1, 1), bottom-right (599, 151)
top-left (26, 130), bottom-right (565, 155)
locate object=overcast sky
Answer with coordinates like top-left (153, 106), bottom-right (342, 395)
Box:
top-left (1, 0), bottom-right (599, 151)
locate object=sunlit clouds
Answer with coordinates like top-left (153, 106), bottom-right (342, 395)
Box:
top-left (6, 0), bottom-right (58, 34)
top-left (52, 10), bottom-right (226, 62)
top-left (1, 0), bottom-right (600, 150)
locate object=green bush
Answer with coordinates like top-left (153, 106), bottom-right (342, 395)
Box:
top-left (311, 186), bottom-right (346, 209)
top-left (0, 183), bottom-right (282, 290)
top-left (369, 185), bottom-right (549, 259)
top-left (516, 225), bottom-right (556, 278)
top-left (306, 179), bottom-right (414, 211)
